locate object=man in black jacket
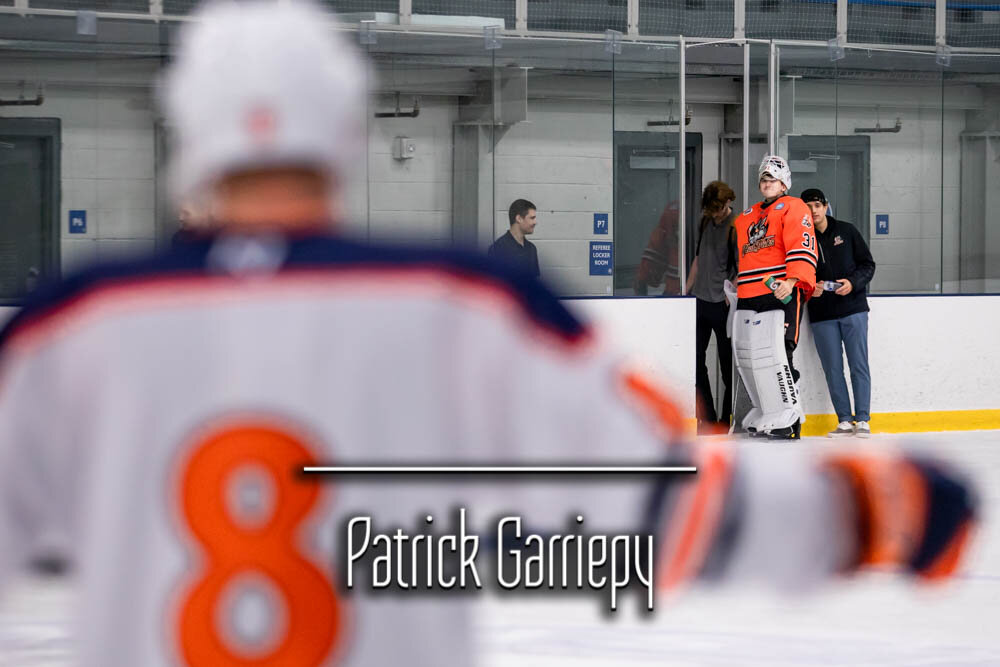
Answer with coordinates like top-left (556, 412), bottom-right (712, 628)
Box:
top-left (802, 188), bottom-right (876, 438)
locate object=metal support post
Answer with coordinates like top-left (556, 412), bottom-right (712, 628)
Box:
top-left (768, 40), bottom-right (776, 155)
top-left (836, 0), bottom-right (847, 44)
top-left (935, 0), bottom-right (946, 46)
top-left (935, 0), bottom-right (951, 65)
top-left (743, 40), bottom-right (750, 209)
top-left (679, 36), bottom-right (687, 295)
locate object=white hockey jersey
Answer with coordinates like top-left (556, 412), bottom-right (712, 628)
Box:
top-left (0, 233), bottom-right (699, 666)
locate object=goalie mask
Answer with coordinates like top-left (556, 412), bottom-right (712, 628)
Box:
top-left (758, 155), bottom-right (791, 192)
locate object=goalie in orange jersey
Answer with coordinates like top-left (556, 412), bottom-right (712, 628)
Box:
top-left (731, 155), bottom-right (817, 439)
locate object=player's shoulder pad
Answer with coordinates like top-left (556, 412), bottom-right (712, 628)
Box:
top-left (0, 232), bottom-right (588, 354)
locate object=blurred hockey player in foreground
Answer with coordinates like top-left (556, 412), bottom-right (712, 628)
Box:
top-left (0, 2), bottom-right (977, 666)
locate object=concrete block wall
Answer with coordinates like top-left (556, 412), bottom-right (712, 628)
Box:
top-left (0, 58), bottom-right (159, 276)
top-left (795, 88), bottom-right (966, 294)
top-left (493, 99), bottom-right (724, 296)
top-left (494, 98), bottom-right (615, 296)
top-left (0, 55), bottom-right (985, 300)
top-left (362, 93), bottom-right (456, 244)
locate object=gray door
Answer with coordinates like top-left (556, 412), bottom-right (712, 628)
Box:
top-left (0, 119), bottom-right (60, 304)
top-left (614, 131), bottom-right (702, 295)
top-left (787, 136), bottom-right (870, 239)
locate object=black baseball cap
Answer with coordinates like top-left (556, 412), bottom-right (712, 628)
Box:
top-left (800, 188), bottom-right (827, 205)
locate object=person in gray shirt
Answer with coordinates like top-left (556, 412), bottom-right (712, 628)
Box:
top-left (685, 181), bottom-right (738, 432)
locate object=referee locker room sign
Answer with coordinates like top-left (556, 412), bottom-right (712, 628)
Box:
top-left (590, 241), bottom-right (613, 276)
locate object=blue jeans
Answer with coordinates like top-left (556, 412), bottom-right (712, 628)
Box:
top-left (811, 311), bottom-right (871, 422)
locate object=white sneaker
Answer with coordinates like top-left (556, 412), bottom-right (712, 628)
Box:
top-left (855, 421), bottom-right (871, 438)
top-left (827, 421), bottom-right (855, 438)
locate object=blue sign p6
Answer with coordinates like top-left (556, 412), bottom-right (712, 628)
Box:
top-left (69, 210), bottom-right (87, 234)
top-left (876, 214), bottom-right (889, 235)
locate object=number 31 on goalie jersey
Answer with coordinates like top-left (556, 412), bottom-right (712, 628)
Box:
top-left (174, 423), bottom-right (342, 665)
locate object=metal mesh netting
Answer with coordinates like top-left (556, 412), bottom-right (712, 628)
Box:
top-left (639, 0), bottom-right (735, 38)
top-left (413, 0), bottom-right (515, 27)
top-left (946, 3), bottom-right (1000, 49)
top-left (527, 0), bottom-right (627, 34)
top-left (746, 0), bottom-right (837, 40)
top-left (326, 0), bottom-right (402, 18)
top-left (163, 0), bottom-right (199, 14)
top-left (26, 0), bottom-right (148, 11)
top-left (847, 1), bottom-right (936, 45)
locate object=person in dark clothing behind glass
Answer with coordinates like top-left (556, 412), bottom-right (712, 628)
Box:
top-left (488, 199), bottom-right (540, 278)
top-left (685, 181), bottom-right (738, 433)
top-left (802, 188), bottom-right (876, 438)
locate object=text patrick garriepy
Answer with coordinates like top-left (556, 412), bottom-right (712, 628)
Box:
top-left (342, 508), bottom-right (654, 611)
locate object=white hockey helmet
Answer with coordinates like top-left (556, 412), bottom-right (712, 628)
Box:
top-left (758, 154), bottom-right (791, 191)
top-left (161, 0), bottom-right (367, 200)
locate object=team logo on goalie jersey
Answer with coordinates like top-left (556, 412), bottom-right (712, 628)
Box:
top-left (743, 218), bottom-right (775, 255)
top-left (748, 218), bottom-right (768, 244)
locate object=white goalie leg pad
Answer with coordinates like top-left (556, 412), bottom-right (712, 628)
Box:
top-left (744, 310), bottom-right (800, 432)
top-left (723, 280), bottom-right (738, 339)
top-left (733, 309), bottom-right (764, 431)
top-left (795, 382), bottom-right (806, 425)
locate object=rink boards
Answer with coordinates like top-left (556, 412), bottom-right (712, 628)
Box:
top-left (571, 295), bottom-right (1000, 435)
top-left (2, 294), bottom-right (997, 435)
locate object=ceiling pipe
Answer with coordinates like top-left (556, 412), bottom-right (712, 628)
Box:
top-left (0, 82), bottom-right (44, 106)
top-left (374, 92), bottom-right (420, 118)
top-left (854, 117), bottom-right (903, 133)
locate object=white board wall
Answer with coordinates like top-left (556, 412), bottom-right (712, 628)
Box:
top-left (568, 295), bottom-right (1000, 419)
top-left (2, 296), bottom-right (995, 422)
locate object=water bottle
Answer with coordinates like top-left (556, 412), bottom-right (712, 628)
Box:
top-left (764, 275), bottom-right (792, 304)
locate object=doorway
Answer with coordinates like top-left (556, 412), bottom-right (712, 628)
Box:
top-left (0, 118), bottom-right (60, 305)
top-left (613, 131), bottom-right (702, 295)
top-left (788, 135), bottom-right (871, 239)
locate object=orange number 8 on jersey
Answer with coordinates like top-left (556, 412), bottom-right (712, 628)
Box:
top-left (177, 424), bottom-right (341, 665)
